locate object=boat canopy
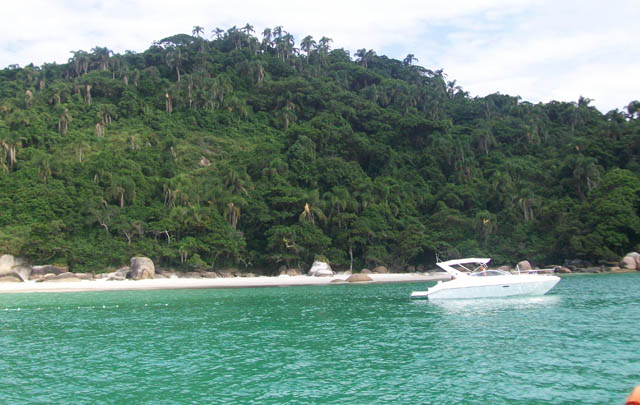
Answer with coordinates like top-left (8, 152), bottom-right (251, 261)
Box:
top-left (436, 258), bottom-right (491, 277)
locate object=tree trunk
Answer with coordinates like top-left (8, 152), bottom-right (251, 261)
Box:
top-left (349, 246), bottom-right (353, 272)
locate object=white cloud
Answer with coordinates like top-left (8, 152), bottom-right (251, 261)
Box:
top-left (0, 0), bottom-right (638, 111)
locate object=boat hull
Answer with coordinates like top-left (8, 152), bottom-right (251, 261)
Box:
top-left (411, 276), bottom-right (560, 300)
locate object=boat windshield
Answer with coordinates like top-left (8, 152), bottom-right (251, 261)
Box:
top-left (470, 269), bottom-right (509, 277)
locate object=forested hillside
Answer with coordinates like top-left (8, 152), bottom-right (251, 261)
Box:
top-left (1, 25), bottom-right (639, 273)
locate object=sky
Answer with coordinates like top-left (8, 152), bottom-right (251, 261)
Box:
top-left (1, 0), bottom-right (638, 113)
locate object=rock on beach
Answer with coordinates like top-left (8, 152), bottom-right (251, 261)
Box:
top-left (129, 257), bottom-right (155, 280)
top-left (346, 274), bottom-right (373, 282)
top-left (308, 261), bottom-right (334, 277)
top-left (620, 252), bottom-right (640, 270)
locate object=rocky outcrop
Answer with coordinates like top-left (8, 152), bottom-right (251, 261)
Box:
top-left (554, 266), bottom-right (572, 274)
top-left (218, 268), bottom-right (239, 278)
top-left (31, 265), bottom-right (67, 277)
top-left (13, 265), bottom-right (32, 281)
top-left (0, 255), bottom-right (32, 281)
top-left (516, 260), bottom-right (532, 271)
top-left (308, 261), bottom-right (333, 277)
top-left (286, 268), bottom-right (302, 276)
top-left (346, 274), bottom-right (373, 282)
top-left (103, 267), bottom-right (130, 281)
top-left (372, 266), bottom-right (388, 274)
top-left (620, 252), bottom-right (640, 270)
top-left (361, 268), bottom-right (372, 274)
top-left (0, 254), bottom-right (16, 274)
top-left (38, 272), bottom-right (83, 282)
top-left (0, 272), bottom-right (23, 282)
top-left (129, 257), bottom-right (155, 280)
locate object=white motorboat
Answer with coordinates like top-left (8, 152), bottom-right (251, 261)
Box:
top-left (411, 258), bottom-right (560, 300)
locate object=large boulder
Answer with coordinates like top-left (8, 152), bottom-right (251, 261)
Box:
top-left (12, 265), bottom-right (32, 281)
top-left (308, 261), bottom-right (333, 277)
top-left (346, 274), bottom-right (373, 283)
top-left (31, 265), bottom-right (67, 277)
top-left (0, 272), bottom-right (23, 282)
top-left (218, 268), bottom-right (239, 278)
top-left (129, 257), bottom-right (155, 280)
top-left (181, 271), bottom-right (203, 278)
top-left (0, 254), bottom-right (16, 274)
top-left (554, 266), bottom-right (572, 274)
top-left (286, 268), bottom-right (302, 276)
top-left (620, 252), bottom-right (640, 270)
top-left (41, 272), bottom-right (82, 282)
top-left (516, 260), bottom-right (532, 271)
top-left (372, 266), bottom-right (388, 274)
top-left (104, 267), bottom-right (130, 281)
top-left (0, 255), bottom-right (33, 281)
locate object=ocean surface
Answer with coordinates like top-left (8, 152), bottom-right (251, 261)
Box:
top-left (1, 273), bottom-right (639, 404)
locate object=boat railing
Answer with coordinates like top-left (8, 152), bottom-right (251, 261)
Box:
top-left (515, 265), bottom-right (557, 275)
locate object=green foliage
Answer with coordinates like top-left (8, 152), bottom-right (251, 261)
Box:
top-left (0, 26), bottom-right (638, 273)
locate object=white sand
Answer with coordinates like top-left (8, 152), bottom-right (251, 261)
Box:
top-left (0, 273), bottom-right (449, 294)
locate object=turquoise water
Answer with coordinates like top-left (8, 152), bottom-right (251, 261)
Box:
top-left (1, 274), bottom-right (639, 404)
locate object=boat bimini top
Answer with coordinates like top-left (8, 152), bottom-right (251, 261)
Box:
top-left (436, 258), bottom-right (492, 278)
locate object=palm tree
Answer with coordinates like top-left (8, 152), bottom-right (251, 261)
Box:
top-left (212, 27), bottom-right (224, 40)
top-left (317, 36), bottom-right (333, 64)
top-left (0, 143), bottom-right (8, 173)
top-left (300, 35), bottom-right (316, 62)
top-left (84, 83), bottom-right (92, 105)
top-left (58, 109), bottom-right (71, 135)
top-left (91, 46), bottom-right (112, 71)
top-left (24, 90), bottom-right (33, 108)
top-left (69, 50), bottom-right (90, 76)
top-left (318, 36), bottom-right (332, 52)
top-left (223, 168), bottom-right (251, 195)
top-left (355, 49), bottom-right (368, 68)
top-left (35, 154), bottom-right (51, 183)
top-left (242, 23), bottom-right (254, 35)
top-left (280, 100), bottom-right (298, 130)
top-left (166, 47), bottom-right (184, 82)
top-left (261, 28), bottom-right (273, 51)
top-left (282, 33), bottom-right (296, 59)
top-left (273, 26), bottom-right (283, 39)
top-left (95, 122), bottom-right (105, 137)
top-left (403, 53), bottom-right (418, 66)
top-left (192, 26), bottom-right (204, 38)
top-left (224, 202), bottom-right (241, 229)
top-left (298, 190), bottom-right (326, 225)
top-left (106, 182), bottom-right (126, 209)
top-left (165, 92), bottom-right (172, 113)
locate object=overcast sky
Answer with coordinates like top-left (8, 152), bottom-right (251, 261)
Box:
top-left (1, 0), bottom-right (638, 112)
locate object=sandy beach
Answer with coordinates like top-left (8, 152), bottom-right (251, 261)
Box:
top-left (0, 273), bottom-right (449, 294)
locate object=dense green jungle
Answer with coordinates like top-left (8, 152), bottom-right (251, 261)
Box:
top-left (0, 25), bottom-right (639, 273)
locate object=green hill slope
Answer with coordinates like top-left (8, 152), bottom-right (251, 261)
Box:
top-left (1, 26), bottom-right (639, 273)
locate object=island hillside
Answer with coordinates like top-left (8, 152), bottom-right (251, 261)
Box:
top-left (0, 25), bottom-right (639, 274)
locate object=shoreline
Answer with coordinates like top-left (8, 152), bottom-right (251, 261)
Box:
top-left (0, 273), bottom-right (449, 294)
